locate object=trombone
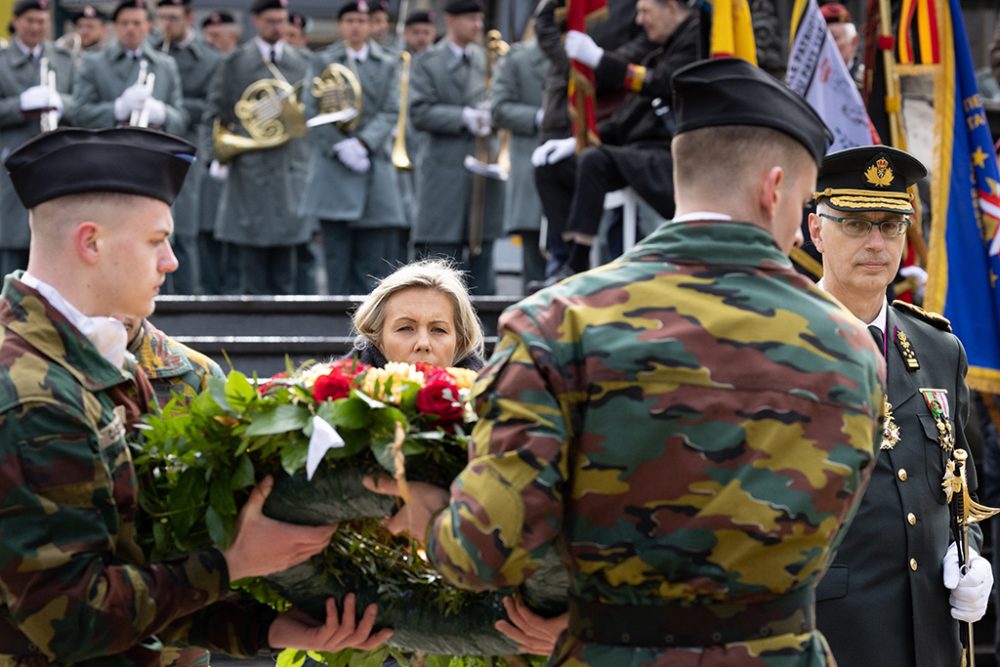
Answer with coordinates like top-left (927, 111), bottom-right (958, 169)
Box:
top-left (129, 59), bottom-right (157, 127)
top-left (391, 51), bottom-right (413, 171)
top-left (38, 57), bottom-right (59, 133)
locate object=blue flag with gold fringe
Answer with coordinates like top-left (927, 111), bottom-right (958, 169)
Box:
top-left (926, 0), bottom-right (1000, 392)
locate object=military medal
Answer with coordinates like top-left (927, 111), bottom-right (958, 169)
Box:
top-left (895, 329), bottom-right (919, 370)
top-left (920, 387), bottom-right (954, 452)
top-left (881, 397), bottom-right (900, 450)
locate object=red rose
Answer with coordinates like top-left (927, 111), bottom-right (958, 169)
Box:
top-left (258, 371), bottom-right (286, 395)
top-left (313, 372), bottom-right (353, 402)
top-left (416, 376), bottom-right (464, 422)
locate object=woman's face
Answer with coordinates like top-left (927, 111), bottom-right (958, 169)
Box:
top-left (380, 287), bottom-right (458, 368)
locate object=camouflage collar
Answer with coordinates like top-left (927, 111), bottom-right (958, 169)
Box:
top-left (128, 319), bottom-right (195, 380)
top-left (631, 219), bottom-right (792, 269)
top-left (0, 275), bottom-right (135, 391)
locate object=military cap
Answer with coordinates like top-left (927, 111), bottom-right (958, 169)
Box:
top-left (201, 9), bottom-right (235, 27)
top-left (112, 0), bottom-right (150, 20)
top-left (814, 145), bottom-right (926, 214)
top-left (369, 0), bottom-right (388, 13)
top-left (337, 1), bottom-right (368, 19)
top-left (405, 10), bottom-right (433, 26)
top-left (75, 4), bottom-right (110, 22)
top-left (671, 57), bottom-right (832, 166)
top-left (158, 0), bottom-right (191, 6)
top-left (12, 0), bottom-right (49, 16)
top-left (5, 128), bottom-right (196, 209)
top-left (444, 0), bottom-right (483, 15)
top-left (288, 11), bottom-right (307, 28)
top-left (819, 2), bottom-right (852, 24)
top-left (251, 0), bottom-right (287, 14)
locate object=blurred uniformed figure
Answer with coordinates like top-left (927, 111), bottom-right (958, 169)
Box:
top-left (73, 0), bottom-right (187, 134)
top-left (0, 0), bottom-right (75, 277)
top-left (284, 12), bottom-right (309, 50)
top-left (72, 5), bottom-right (110, 57)
top-left (403, 10), bottom-right (436, 55)
top-left (203, 0), bottom-right (311, 295)
top-left (409, 0), bottom-right (503, 295)
top-left (369, 0), bottom-right (397, 51)
top-left (300, 1), bottom-right (406, 295)
top-left (809, 146), bottom-right (992, 667)
top-left (490, 38), bottom-right (547, 290)
top-left (201, 9), bottom-right (240, 54)
top-left (152, 0), bottom-right (222, 295)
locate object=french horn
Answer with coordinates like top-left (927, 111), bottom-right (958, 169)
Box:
top-left (307, 63), bottom-right (362, 130)
top-left (213, 77), bottom-right (307, 164)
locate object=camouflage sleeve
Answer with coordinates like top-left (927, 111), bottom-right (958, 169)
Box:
top-left (427, 308), bottom-right (568, 590)
top-left (159, 596), bottom-right (276, 656)
top-left (0, 402), bottom-right (231, 662)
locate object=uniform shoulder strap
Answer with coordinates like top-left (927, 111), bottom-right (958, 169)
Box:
top-left (891, 300), bottom-right (952, 332)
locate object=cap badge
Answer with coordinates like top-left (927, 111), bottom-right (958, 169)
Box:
top-left (864, 155), bottom-right (895, 188)
top-left (84, 5), bottom-right (95, 16)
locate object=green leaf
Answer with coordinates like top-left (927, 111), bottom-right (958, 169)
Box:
top-left (425, 656), bottom-right (452, 667)
top-left (230, 454), bottom-right (255, 489)
top-left (354, 389), bottom-right (386, 409)
top-left (209, 475), bottom-right (237, 517)
top-left (205, 505), bottom-right (229, 547)
top-left (320, 397), bottom-right (372, 430)
top-left (245, 404), bottom-right (311, 436)
top-left (275, 649), bottom-right (308, 667)
top-left (226, 371), bottom-right (256, 410)
top-left (167, 467), bottom-right (206, 540)
top-left (371, 435), bottom-right (398, 475)
top-left (207, 376), bottom-right (233, 414)
top-left (280, 439), bottom-right (310, 475)
top-left (349, 647), bottom-right (389, 667)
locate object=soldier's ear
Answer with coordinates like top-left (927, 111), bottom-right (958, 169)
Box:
top-left (808, 212), bottom-right (825, 253)
top-left (73, 221), bottom-right (101, 264)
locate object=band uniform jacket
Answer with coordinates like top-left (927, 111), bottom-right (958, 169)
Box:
top-left (427, 220), bottom-right (885, 667)
top-left (409, 39), bottom-right (503, 245)
top-left (204, 40), bottom-right (312, 248)
top-left (150, 36), bottom-right (222, 240)
top-left (816, 301), bottom-right (981, 667)
top-left (0, 42), bottom-right (75, 251)
top-left (299, 39), bottom-right (405, 230)
top-left (73, 44), bottom-right (187, 135)
top-left (490, 40), bottom-right (547, 236)
top-left (0, 275), bottom-right (274, 665)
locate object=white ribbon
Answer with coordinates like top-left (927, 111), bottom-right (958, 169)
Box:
top-left (306, 415), bottom-right (345, 481)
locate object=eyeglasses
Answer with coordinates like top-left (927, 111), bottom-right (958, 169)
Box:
top-left (818, 213), bottom-right (911, 239)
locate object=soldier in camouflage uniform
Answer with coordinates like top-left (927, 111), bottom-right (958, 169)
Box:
top-left (0, 127), bottom-right (391, 665)
top-left (369, 58), bottom-right (886, 666)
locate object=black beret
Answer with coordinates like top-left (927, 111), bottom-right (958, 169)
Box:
top-left (75, 4), bottom-right (110, 22)
top-left (444, 0), bottom-right (483, 15)
top-left (201, 10), bottom-right (235, 27)
top-left (112, 0), bottom-right (150, 21)
top-left (5, 128), bottom-right (196, 209)
top-left (370, 0), bottom-right (389, 13)
top-left (672, 57), bottom-right (832, 166)
top-left (815, 146), bottom-right (926, 214)
top-left (405, 10), bottom-right (432, 26)
top-left (158, 0), bottom-right (191, 7)
top-left (288, 12), bottom-right (307, 28)
top-left (337, 1), bottom-right (368, 19)
top-left (251, 0), bottom-right (287, 14)
top-left (13, 0), bottom-right (49, 17)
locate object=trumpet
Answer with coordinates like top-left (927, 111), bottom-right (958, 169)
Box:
top-left (391, 51), bottom-right (413, 171)
top-left (129, 59), bottom-right (157, 127)
top-left (38, 57), bottom-right (59, 133)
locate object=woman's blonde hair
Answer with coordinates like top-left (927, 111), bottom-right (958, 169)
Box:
top-left (352, 259), bottom-right (485, 364)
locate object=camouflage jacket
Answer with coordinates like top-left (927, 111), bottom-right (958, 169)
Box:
top-left (0, 276), bottom-right (272, 666)
top-left (128, 320), bottom-right (225, 409)
top-left (427, 220), bottom-right (885, 666)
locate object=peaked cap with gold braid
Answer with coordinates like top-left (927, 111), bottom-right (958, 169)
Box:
top-left (814, 145), bottom-right (927, 214)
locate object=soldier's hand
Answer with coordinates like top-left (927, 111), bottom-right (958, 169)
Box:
top-left (362, 476), bottom-right (449, 544)
top-left (531, 137), bottom-right (576, 167)
top-left (943, 542), bottom-right (993, 622)
top-left (223, 475), bottom-right (337, 581)
top-left (114, 83), bottom-right (151, 120)
top-left (564, 30), bottom-right (604, 68)
top-left (495, 595), bottom-right (567, 656)
top-left (19, 85), bottom-right (52, 111)
top-left (268, 594), bottom-right (394, 651)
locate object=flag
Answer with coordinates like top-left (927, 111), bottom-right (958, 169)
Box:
top-left (786, 0), bottom-right (873, 153)
top-left (707, 0), bottom-right (757, 64)
top-left (566, 0), bottom-right (606, 149)
top-left (897, 0), bottom-right (940, 65)
top-left (925, 0), bottom-right (1000, 392)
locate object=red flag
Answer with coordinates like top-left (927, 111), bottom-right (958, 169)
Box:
top-left (566, 0), bottom-right (606, 149)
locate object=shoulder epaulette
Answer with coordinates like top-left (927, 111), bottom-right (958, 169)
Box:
top-left (892, 300), bottom-right (952, 332)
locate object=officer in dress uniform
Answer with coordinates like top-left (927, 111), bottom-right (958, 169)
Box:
top-left (409, 0), bottom-right (503, 295)
top-left (809, 146), bottom-right (993, 667)
top-left (369, 58), bottom-right (886, 667)
top-left (152, 0), bottom-right (222, 295)
top-left (0, 0), bottom-right (75, 278)
top-left (73, 0), bottom-right (187, 134)
top-left (202, 0), bottom-right (312, 295)
top-left (300, 1), bottom-right (406, 296)
top-left (0, 126), bottom-right (390, 664)
top-left (490, 38), bottom-right (548, 291)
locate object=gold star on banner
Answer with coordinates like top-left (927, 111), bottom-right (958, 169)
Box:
top-left (972, 147), bottom-right (989, 168)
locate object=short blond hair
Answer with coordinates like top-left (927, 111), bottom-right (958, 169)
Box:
top-left (352, 259), bottom-right (485, 364)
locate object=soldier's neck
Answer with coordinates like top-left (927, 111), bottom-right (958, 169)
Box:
top-left (823, 280), bottom-right (884, 324)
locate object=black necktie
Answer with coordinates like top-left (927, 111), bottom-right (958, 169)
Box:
top-left (269, 47), bottom-right (277, 64)
top-left (868, 325), bottom-right (885, 358)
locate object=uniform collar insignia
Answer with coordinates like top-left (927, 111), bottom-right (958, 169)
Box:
top-left (894, 327), bottom-right (919, 370)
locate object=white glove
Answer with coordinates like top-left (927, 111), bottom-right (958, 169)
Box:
top-left (462, 106), bottom-right (492, 137)
top-left (530, 136), bottom-right (577, 167)
top-left (19, 85), bottom-right (51, 111)
top-left (144, 98), bottom-right (166, 126)
top-left (208, 159), bottom-right (229, 182)
top-left (899, 264), bottom-right (928, 301)
top-left (535, 108), bottom-right (544, 128)
top-left (943, 542), bottom-right (993, 623)
top-left (565, 30), bottom-right (604, 68)
top-left (113, 84), bottom-right (151, 120)
top-left (333, 138), bottom-right (371, 173)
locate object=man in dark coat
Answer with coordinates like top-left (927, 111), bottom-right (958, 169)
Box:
top-left (809, 146), bottom-right (993, 667)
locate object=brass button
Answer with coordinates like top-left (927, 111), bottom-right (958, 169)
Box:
top-left (898, 469), bottom-right (908, 481)
top-left (907, 513), bottom-right (917, 526)
top-left (910, 558), bottom-right (918, 571)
